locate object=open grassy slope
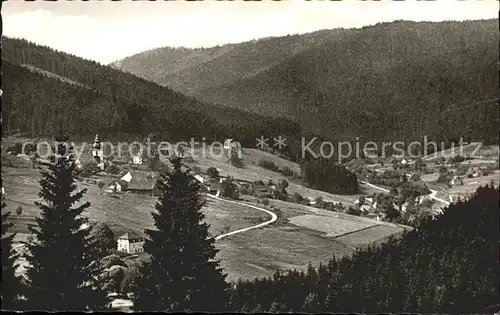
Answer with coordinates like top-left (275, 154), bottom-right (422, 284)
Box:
top-left (2, 164), bottom-right (408, 282)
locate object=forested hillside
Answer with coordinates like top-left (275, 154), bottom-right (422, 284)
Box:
top-left (113, 30), bottom-right (335, 95)
top-left (228, 185), bottom-right (499, 313)
top-left (116, 20), bottom-right (499, 144)
top-left (1, 37), bottom-right (301, 143)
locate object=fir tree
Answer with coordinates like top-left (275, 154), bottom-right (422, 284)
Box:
top-left (23, 133), bottom-right (107, 311)
top-left (134, 155), bottom-right (229, 312)
top-left (1, 194), bottom-right (22, 310)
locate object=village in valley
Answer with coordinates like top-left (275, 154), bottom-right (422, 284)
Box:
top-left (3, 130), bottom-right (499, 311)
top-left (1, 99), bottom-right (499, 312)
top-left (1, 1), bottom-right (498, 313)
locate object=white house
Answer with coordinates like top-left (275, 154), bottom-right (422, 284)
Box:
top-left (117, 231), bottom-right (145, 254)
top-left (359, 204), bottom-right (372, 213)
top-left (401, 158), bottom-right (408, 165)
top-left (132, 156), bottom-right (143, 165)
top-left (107, 179), bottom-right (128, 193)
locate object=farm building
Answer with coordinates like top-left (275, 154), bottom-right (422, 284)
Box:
top-left (117, 231), bottom-right (145, 254)
top-left (112, 171), bottom-right (160, 196)
top-left (127, 175), bottom-right (160, 196)
top-left (106, 179), bottom-right (129, 193)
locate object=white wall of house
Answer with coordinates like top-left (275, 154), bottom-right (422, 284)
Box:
top-left (128, 240), bottom-right (144, 254)
top-left (133, 156), bottom-right (143, 165)
top-left (108, 182), bottom-right (122, 192)
top-left (117, 239), bottom-right (145, 254)
top-left (117, 239), bottom-right (128, 253)
top-left (93, 149), bottom-right (103, 158)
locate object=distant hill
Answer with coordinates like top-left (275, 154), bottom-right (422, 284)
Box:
top-left (2, 37), bottom-right (301, 144)
top-left (112, 30), bottom-right (335, 95)
top-left (114, 20), bottom-right (499, 144)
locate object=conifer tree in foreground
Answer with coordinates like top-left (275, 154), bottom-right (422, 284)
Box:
top-left (1, 194), bottom-right (22, 310)
top-left (23, 133), bottom-right (107, 311)
top-left (134, 156), bottom-right (229, 312)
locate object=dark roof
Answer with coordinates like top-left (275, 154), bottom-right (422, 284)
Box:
top-left (118, 231), bottom-right (143, 240)
top-left (116, 179), bottom-right (129, 187)
top-left (127, 172), bottom-right (158, 191)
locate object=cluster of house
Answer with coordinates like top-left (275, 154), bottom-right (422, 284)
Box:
top-left (448, 167), bottom-right (488, 187)
top-left (354, 194), bottom-right (434, 219)
top-left (192, 171), bottom-right (279, 199)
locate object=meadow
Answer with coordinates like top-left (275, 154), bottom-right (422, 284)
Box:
top-left (2, 164), bottom-right (409, 282)
top-left (1, 167), bottom-right (268, 238)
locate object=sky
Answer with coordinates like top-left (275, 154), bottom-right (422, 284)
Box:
top-left (2, 0), bottom-right (498, 64)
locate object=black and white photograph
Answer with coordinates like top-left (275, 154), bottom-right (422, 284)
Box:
top-left (1, 0), bottom-right (499, 312)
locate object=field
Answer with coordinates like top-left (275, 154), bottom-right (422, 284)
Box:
top-left (2, 164), bottom-right (410, 283)
top-left (216, 198), bottom-right (409, 282)
top-left (289, 214), bottom-right (377, 237)
top-left (421, 143), bottom-right (499, 162)
top-left (185, 146), bottom-right (371, 205)
top-left (436, 170), bottom-right (500, 201)
top-left (1, 167), bottom-right (268, 238)
top-left (334, 224), bottom-right (406, 247)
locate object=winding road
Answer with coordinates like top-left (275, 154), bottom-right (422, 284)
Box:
top-left (360, 181), bottom-right (450, 206)
top-left (206, 194), bottom-right (278, 241)
top-left (209, 178), bottom-right (451, 241)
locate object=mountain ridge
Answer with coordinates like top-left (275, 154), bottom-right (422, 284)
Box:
top-left (1, 37), bottom-right (302, 145)
top-left (114, 19), bottom-right (499, 144)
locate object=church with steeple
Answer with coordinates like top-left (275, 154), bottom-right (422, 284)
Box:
top-left (92, 134), bottom-right (105, 170)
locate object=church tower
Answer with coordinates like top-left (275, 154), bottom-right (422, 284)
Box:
top-left (92, 134), bottom-right (105, 170)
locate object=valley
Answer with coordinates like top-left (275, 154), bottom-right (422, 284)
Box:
top-left (1, 4), bottom-right (498, 311)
